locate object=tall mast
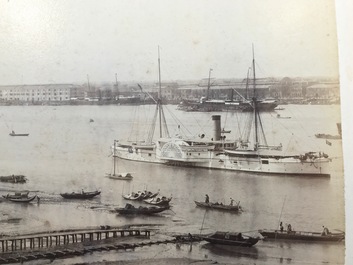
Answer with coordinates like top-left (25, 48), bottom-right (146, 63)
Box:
top-left (206, 68), bottom-right (213, 100)
top-left (252, 45), bottom-right (259, 149)
top-left (87, 74), bottom-right (91, 90)
top-left (113, 140), bottom-right (116, 176)
top-left (158, 46), bottom-right (162, 138)
top-left (245, 67), bottom-right (250, 99)
top-left (115, 73), bottom-right (119, 100)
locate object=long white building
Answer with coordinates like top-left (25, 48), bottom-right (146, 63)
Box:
top-left (0, 84), bottom-right (73, 102)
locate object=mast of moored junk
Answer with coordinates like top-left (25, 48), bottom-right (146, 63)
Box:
top-left (158, 46), bottom-right (162, 138)
top-left (115, 73), bottom-right (119, 100)
top-left (112, 140), bottom-right (116, 176)
top-left (252, 45), bottom-right (259, 150)
top-left (206, 68), bottom-right (213, 100)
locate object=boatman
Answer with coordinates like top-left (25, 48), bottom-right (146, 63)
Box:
top-left (230, 198), bottom-right (235, 206)
top-left (205, 194), bottom-right (209, 204)
top-left (287, 224), bottom-right (292, 233)
top-left (280, 222), bottom-right (284, 232)
top-left (322, 226), bottom-right (330, 236)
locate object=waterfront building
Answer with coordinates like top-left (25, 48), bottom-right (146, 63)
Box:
top-left (0, 84), bottom-right (73, 103)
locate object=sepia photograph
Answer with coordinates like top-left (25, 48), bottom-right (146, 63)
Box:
top-left (0, 0), bottom-right (350, 264)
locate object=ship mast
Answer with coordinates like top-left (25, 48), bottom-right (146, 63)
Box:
top-left (115, 73), bottom-right (119, 100)
top-left (251, 45), bottom-right (268, 150)
top-left (252, 45), bottom-right (259, 149)
top-left (113, 140), bottom-right (117, 176)
top-left (206, 68), bottom-right (213, 100)
top-left (158, 46), bottom-right (162, 138)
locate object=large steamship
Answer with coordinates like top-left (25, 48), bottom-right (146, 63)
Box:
top-left (114, 49), bottom-right (331, 177)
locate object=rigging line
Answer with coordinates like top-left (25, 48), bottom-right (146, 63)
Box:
top-left (164, 105), bottom-right (193, 136)
top-left (234, 111), bottom-right (242, 140)
top-left (257, 112), bottom-right (268, 146)
top-left (199, 210), bottom-right (208, 236)
top-left (271, 109), bottom-right (318, 152)
top-left (254, 60), bottom-right (267, 77)
top-left (1, 114), bottom-right (11, 130)
top-left (199, 115), bottom-right (215, 138)
top-left (286, 105), bottom-right (324, 151)
top-left (160, 106), bottom-right (170, 138)
top-left (127, 106), bottom-right (138, 142)
top-left (284, 134), bottom-right (295, 155)
top-left (147, 105), bottom-right (159, 143)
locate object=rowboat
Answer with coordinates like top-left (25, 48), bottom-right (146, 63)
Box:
top-left (194, 201), bottom-right (241, 212)
top-left (2, 192), bottom-right (37, 203)
top-left (60, 190), bottom-right (101, 199)
top-left (106, 172), bottom-right (133, 180)
top-left (144, 196), bottom-right (172, 206)
top-left (9, 131), bottom-right (29, 137)
top-left (123, 191), bottom-right (159, 201)
top-left (115, 203), bottom-right (170, 215)
top-left (258, 229), bottom-right (345, 242)
top-left (202, 231), bottom-right (259, 247)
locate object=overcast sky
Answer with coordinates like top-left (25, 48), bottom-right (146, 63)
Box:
top-left (0, 0), bottom-right (339, 85)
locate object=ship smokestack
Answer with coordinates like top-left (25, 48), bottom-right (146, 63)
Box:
top-left (212, 115), bottom-right (221, 141)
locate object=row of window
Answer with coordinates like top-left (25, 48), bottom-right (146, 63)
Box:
top-left (6, 97), bottom-right (69, 101)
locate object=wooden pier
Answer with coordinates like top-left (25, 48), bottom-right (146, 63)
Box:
top-left (0, 227), bottom-right (150, 253)
top-left (0, 229), bottom-right (202, 264)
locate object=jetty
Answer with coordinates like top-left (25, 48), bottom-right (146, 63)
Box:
top-left (0, 227), bottom-right (202, 264)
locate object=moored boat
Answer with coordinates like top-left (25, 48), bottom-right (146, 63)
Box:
top-left (202, 231), bottom-right (259, 247)
top-left (144, 196), bottom-right (172, 206)
top-left (258, 229), bottom-right (345, 242)
top-left (115, 203), bottom-right (170, 215)
top-left (315, 133), bottom-right (341, 140)
top-left (9, 131), bottom-right (29, 137)
top-left (2, 192), bottom-right (37, 203)
top-left (60, 190), bottom-right (101, 199)
top-left (0, 175), bottom-right (27, 183)
top-left (106, 140), bottom-right (133, 180)
top-left (106, 172), bottom-right (133, 180)
top-left (123, 190), bottom-right (159, 201)
top-left (194, 201), bottom-right (241, 212)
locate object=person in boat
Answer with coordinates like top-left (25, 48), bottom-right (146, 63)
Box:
top-left (280, 222), bottom-right (284, 232)
top-left (81, 189), bottom-right (84, 194)
top-left (322, 226), bottom-right (330, 236)
top-left (287, 224), bottom-right (292, 233)
top-left (205, 194), bottom-right (209, 203)
top-left (230, 198), bottom-right (235, 206)
top-left (156, 197), bottom-right (161, 202)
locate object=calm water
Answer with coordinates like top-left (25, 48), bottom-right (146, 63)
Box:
top-left (0, 104), bottom-right (345, 264)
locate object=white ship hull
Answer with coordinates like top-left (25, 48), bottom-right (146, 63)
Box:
top-left (115, 143), bottom-right (331, 177)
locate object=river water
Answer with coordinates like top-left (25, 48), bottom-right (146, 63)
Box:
top-left (0, 104), bottom-right (345, 264)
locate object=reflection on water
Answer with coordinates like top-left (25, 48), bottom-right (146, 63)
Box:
top-left (202, 242), bottom-right (261, 259)
top-left (0, 105), bottom-right (344, 264)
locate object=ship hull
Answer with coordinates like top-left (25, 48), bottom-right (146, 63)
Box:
top-left (115, 145), bottom-right (331, 177)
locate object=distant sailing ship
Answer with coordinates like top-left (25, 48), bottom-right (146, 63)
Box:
top-left (115, 48), bottom-right (331, 177)
top-left (177, 68), bottom-right (278, 112)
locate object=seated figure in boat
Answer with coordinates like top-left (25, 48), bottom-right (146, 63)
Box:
top-left (287, 224), bottom-right (292, 233)
top-left (322, 226), bottom-right (330, 236)
top-left (230, 198), bottom-right (235, 206)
